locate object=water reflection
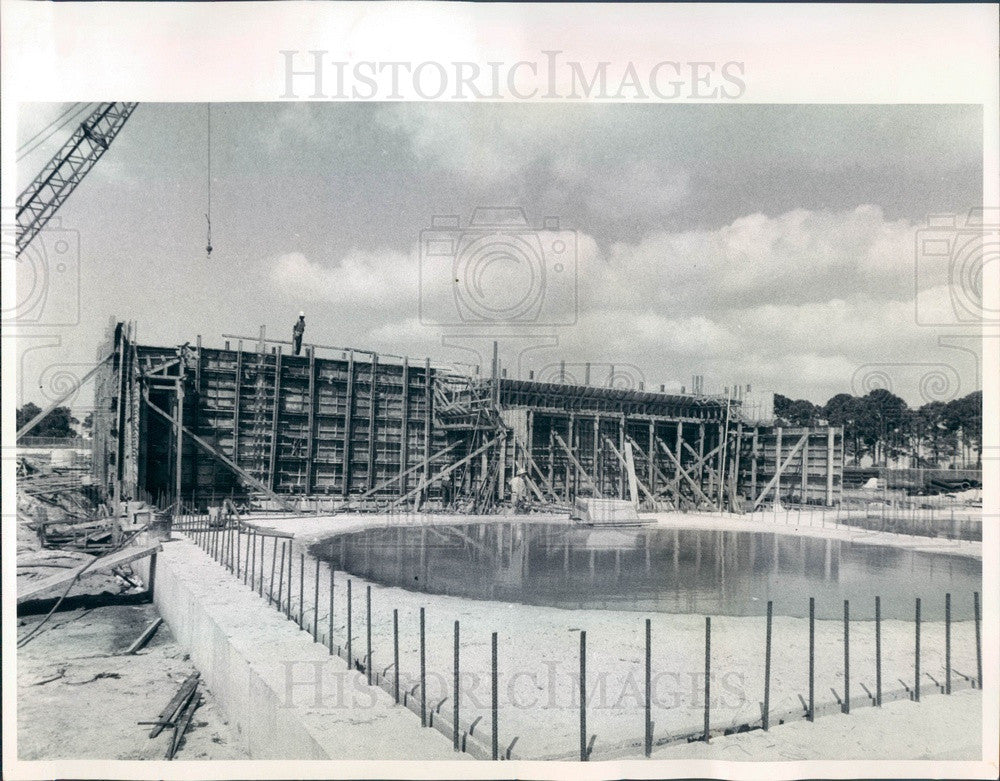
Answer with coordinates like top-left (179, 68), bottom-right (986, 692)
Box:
top-left (311, 522), bottom-right (981, 620)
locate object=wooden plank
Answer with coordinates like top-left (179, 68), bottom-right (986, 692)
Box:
top-left (125, 617), bottom-right (163, 655)
top-left (152, 672), bottom-right (199, 739)
top-left (167, 687), bottom-right (201, 759)
top-left (18, 542), bottom-right (163, 604)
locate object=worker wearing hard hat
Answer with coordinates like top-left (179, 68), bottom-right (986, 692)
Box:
top-left (292, 312), bottom-right (305, 355)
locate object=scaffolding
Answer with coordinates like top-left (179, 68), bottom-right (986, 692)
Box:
top-left (91, 322), bottom-right (844, 514)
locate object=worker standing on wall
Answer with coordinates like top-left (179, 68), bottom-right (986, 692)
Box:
top-left (292, 312), bottom-right (306, 355)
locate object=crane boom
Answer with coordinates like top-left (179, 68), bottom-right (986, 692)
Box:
top-left (16, 102), bottom-right (139, 254)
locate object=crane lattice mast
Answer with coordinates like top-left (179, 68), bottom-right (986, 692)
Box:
top-left (16, 102), bottom-right (139, 254)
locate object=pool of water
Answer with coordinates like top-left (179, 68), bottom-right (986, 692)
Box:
top-left (311, 522), bottom-right (981, 620)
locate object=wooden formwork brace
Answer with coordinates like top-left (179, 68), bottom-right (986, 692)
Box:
top-left (624, 435), bottom-right (679, 507)
top-left (348, 440), bottom-right (461, 506)
top-left (141, 387), bottom-right (299, 513)
top-left (552, 431), bottom-right (603, 498)
top-left (752, 432), bottom-right (809, 510)
top-left (392, 434), bottom-right (504, 508)
top-left (602, 436), bottom-right (656, 505)
top-left (656, 437), bottom-right (716, 508)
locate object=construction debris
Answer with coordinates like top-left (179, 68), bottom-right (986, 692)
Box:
top-left (124, 617), bottom-right (163, 655)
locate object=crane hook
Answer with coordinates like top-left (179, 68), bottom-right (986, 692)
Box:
top-left (205, 213), bottom-right (212, 258)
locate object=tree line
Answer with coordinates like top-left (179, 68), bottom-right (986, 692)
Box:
top-left (773, 389), bottom-right (982, 469)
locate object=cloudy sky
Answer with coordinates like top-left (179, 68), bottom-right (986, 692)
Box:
top-left (14, 102), bottom-right (983, 412)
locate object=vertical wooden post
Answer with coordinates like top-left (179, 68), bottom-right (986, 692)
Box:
top-left (268, 347), bottom-right (283, 491)
top-left (645, 618), bottom-right (652, 756)
top-left (421, 358), bottom-right (432, 507)
top-left (328, 569), bottom-right (335, 654)
top-left (398, 357), bottom-right (411, 492)
top-left (366, 585), bottom-right (373, 685)
top-left (174, 378), bottom-right (184, 510)
top-left (580, 630), bottom-right (588, 761)
top-left (268, 536), bottom-right (278, 603)
top-left (313, 558), bottom-right (320, 641)
top-left (299, 552), bottom-right (305, 628)
top-left (453, 620), bottom-right (460, 752)
top-left (420, 607), bottom-right (427, 726)
top-left (800, 430), bottom-right (809, 502)
top-left (843, 600), bottom-right (850, 713)
top-left (825, 426), bottom-right (835, 505)
top-left (647, 421), bottom-right (655, 496)
top-left (774, 426), bottom-right (783, 506)
top-left (875, 595), bottom-right (882, 706)
top-left (673, 421), bottom-right (683, 491)
top-left (250, 529), bottom-right (256, 591)
top-left (492, 631), bottom-right (499, 761)
top-left (914, 597), bottom-right (921, 702)
top-left (393, 609), bottom-right (400, 703)
top-left (233, 340), bottom-right (243, 465)
top-left (808, 596), bottom-right (815, 721)
top-left (341, 351), bottom-right (356, 498)
top-left (763, 600), bottom-right (772, 729)
top-left (346, 579), bottom-right (353, 664)
top-left (974, 591), bottom-right (982, 689)
top-left (945, 592), bottom-right (951, 694)
top-left (286, 543), bottom-right (293, 619)
top-left (305, 346), bottom-right (316, 493)
top-left (750, 427), bottom-right (758, 503)
top-left (258, 533), bottom-right (266, 597)
top-left (703, 617), bottom-right (711, 742)
top-left (367, 354), bottom-right (379, 491)
top-left (276, 540), bottom-right (285, 611)
top-left (235, 527), bottom-right (242, 580)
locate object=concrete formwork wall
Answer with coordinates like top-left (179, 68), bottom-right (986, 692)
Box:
top-left (92, 326), bottom-right (844, 509)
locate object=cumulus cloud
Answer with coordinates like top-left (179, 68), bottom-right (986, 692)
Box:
top-left (263, 206), bottom-right (949, 403)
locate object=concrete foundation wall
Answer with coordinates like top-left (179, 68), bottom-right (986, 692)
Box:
top-left (150, 537), bottom-right (455, 760)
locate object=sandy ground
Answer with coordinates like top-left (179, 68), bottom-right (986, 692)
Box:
top-left (652, 688), bottom-right (982, 761)
top-left (15, 493), bottom-right (247, 762)
top-left (16, 603), bottom-right (247, 760)
top-left (188, 511), bottom-right (983, 762)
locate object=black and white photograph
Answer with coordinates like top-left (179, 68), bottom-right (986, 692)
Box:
top-left (2, 2), bottom-right (997, 780)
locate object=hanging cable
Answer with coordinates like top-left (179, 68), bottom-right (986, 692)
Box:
top-left (205, 103), bottom-right (213, 259)
top-left (16, 103), bottom-right (91, 161)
